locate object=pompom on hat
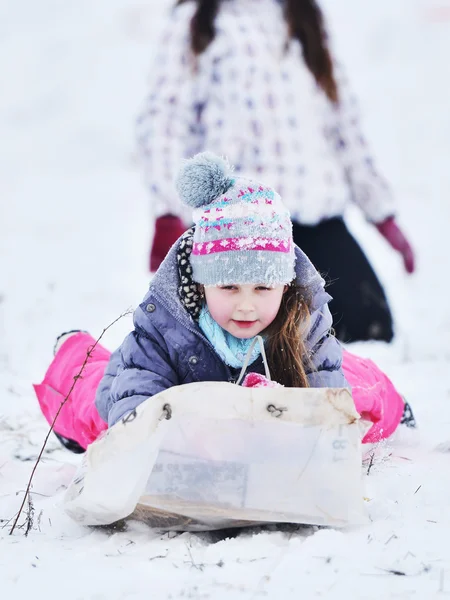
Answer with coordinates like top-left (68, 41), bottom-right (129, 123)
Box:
top-left (175, 152), bottom-right (295, 286)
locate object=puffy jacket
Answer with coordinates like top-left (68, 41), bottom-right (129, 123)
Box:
top-left (136, 0), bottom-right (394, 225)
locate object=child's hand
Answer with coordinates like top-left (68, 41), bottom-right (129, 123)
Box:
top-left (375, 217), bottom-right (415, 274)
top-left (242, 373), bottom-right (283, 388)
top-left (150, 214), bottom-right (187, 272)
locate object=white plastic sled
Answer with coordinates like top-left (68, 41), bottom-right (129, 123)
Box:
top-left (64, 386), bottom-right (367, 530)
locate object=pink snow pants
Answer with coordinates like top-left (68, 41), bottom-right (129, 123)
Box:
top-left (34, 332), bottom-right (405, 450)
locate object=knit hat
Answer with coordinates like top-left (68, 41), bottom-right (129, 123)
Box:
top-left (175, 152), bottom-right (295, 286)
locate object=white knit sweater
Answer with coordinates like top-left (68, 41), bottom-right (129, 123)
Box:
top-left (136, 0), bottom-right (395, 225)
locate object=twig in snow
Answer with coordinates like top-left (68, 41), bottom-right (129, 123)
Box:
top-left (149, 551), bottom-right (169, 561)
top-left (367, 452), bottom-right (375, 475)
top-left (236, 557), bottom-right (268, 564)
top-left (24, 493), bottom-right (35, 537)
top-left (164, 531), bottom-right (181, 540)
top-left (9, 310), bottom-right (132, 536)
top-left (414, 485), bottom-right (422, 495)
top-left (1, 515), bottom-right (16, 529)
top-left (379, 568), bottom-right (406, 577)
top-left (16, 489), bottom-right (50, 498)
top-left (37, 510), bottom-right (43, 532)
top-left (385, 534), bottom-right (398, 545)
top-left (185, 543), bottom-right (204, 571)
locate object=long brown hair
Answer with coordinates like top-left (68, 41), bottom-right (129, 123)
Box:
top-left (264, 283), bottom-right (312, 388)
top-left (176, 0), bottom-right (339, 104)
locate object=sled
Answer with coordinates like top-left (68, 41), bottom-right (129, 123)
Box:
top-left (64, 336), bottom-right (367, 531)
top-left (64, 386), bottom-right (367, 531)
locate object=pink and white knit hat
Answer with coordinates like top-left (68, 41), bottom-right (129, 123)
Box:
top-left (176, 152), bottom-right (295, 286)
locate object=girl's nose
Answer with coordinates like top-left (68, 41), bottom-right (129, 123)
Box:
top-left (238, 307), bottom-right (254, 315)
top-left (237, 298), bottom-right (255, 313)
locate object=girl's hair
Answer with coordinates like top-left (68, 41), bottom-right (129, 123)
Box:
top-left (176, 0), bottom-right (339, 104)
top-left (264, 283), bottom-right (312, 388)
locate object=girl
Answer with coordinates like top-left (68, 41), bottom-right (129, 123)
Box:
top-left (137, 0), bottom-right (415, 343)
top-left (34, 153), bottom-right (412, 453)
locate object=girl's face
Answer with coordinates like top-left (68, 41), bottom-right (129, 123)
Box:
top-left (204, 284), bottom-right (285, 339)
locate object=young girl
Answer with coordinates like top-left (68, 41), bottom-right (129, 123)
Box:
top-left (34, 153), bottom-right (412, 453)
top-left (137, 0), bottom-right (415, 344)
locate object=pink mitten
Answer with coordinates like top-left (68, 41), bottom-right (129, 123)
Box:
top-left (375, 217), bottom-right (415, 274)
top-left (242, 372), bottom-right (283, 388)
top-left (149, 214), bottom-right (187, 272)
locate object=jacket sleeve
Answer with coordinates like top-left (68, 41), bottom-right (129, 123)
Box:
top-left (329, 63), bottom-right (395, 224)
top-left (135, 3), bottom-right (208, 219)
top-left (95, 321), bottom-right (180, 428)
top-left (304, 301), bottom-right (350, 389)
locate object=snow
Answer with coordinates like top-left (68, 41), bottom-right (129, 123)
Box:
top-left (1, 0), bottom-right (450, 597)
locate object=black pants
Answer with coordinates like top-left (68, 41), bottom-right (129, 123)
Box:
top-left (292, 218), bottom-right (394, 343)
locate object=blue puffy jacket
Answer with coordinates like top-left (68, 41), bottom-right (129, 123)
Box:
top-left (95, 241), bottom-right (349, 426)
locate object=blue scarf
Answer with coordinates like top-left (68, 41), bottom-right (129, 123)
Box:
top-left (198, 307), bottom-right (262, 368)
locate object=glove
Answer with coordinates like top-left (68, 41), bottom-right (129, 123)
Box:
top-left (149, 214), bottom-right (187, 272)
top-left (242, 373), bottom-right (283, 388)
top-left (375, 217), bottom-right (415, 274)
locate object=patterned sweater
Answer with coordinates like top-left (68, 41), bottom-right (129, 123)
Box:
top-left (136, 0), bottom-right (395, 225)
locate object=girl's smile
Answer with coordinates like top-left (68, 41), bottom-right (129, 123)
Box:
top-left (231, 319), bottom-right (258, 329)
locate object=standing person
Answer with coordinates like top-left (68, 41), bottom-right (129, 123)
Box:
top-left (34, 153), bottom-right (411, 453)
top-left (136, 0), bottom-right (415, 343)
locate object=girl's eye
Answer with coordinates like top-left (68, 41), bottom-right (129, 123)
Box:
top-left (220, 285), bottom-right (237, 291)
top-left (255, 286), bottom-right (271, 291)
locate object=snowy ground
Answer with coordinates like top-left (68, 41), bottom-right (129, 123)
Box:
top-left (1, 0), bottom-right (450, 598)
